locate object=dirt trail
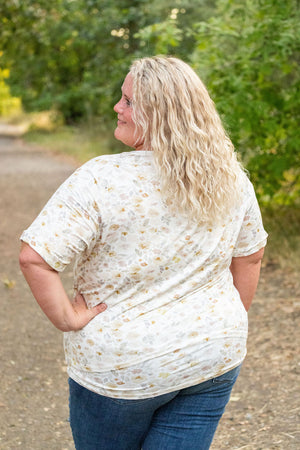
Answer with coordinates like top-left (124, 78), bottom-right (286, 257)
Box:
top-left (0, 136), bottom-right (299, 449)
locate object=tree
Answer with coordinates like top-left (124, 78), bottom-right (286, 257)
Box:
top-left (0, 66), bottom-right (22, 116)
top-left (0, 0), bottom-right (214, 121)
top-left (1, 0), bottom-right (298, 204)
top-left (0, 0), bottom-right (132, 120)
top-left (190, 0), bottom-right (300, 204)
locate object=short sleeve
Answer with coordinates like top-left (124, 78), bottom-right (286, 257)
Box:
top-left (20, 163), bottom-right (102, 271)
top-left (232, 179), bottom-right (268, 257)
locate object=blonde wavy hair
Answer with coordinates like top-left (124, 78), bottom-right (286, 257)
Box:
top-left (130, 56), bottom-right (244, 224)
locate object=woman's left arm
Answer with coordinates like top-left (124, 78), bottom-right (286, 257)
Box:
top-left (230, 247), bottom-right (265, 312)
top-left (19, 242), bottom-right (106, 331)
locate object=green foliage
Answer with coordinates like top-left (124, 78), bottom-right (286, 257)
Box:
top-left (134, 1), bottom-right (217, 57)
top-left (0, 66), bottom-right (22, 116)
top-left (0, 0), bottom-right (214, 121)
top-left (0, 0), bottom-right (133, 121)
top-left (0, 0), bottom-right (299, 206)
top-left (190, 0), bottom-right (300, 205)
top-left (134, 15), bottom-right (183, 55)
top-left (262, 204), bottom-right (300, 268)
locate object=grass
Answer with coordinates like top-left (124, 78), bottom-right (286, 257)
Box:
top-left (23, 121), bottom-right (300, 273)
top-left (261, 205), bottom-right (300, 271)
top-left (24, 122), bottom-right (126, 164)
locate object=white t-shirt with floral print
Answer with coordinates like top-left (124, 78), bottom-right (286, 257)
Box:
top-left (21, 150), bottom-right (267, 399)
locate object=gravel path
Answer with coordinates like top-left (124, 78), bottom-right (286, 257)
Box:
top-left (0, 136), bottom-right (299, 449)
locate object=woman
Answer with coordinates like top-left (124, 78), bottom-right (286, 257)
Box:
top-left (19, 56), bottom-right (267, 449)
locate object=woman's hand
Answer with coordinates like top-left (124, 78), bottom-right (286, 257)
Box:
top-left (69, 293), bottom-right (107, 331)
top-left (19, 242), bottom-right (107, 332)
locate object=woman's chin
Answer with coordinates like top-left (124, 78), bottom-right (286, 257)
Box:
top-left (114, 128), bottom-right (122, 141)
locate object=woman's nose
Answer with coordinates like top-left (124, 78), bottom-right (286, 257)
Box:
top-left (114, 100), bottom-right (122, 113)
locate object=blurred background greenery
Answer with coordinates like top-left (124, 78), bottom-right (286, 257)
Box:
top-left (0, 0), bottom-right (299, 268)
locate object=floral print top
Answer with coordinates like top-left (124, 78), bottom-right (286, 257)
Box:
top-left (21, 150), bottom-right (267, 399)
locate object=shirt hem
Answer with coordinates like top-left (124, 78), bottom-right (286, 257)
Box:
top-left (67, 357), bottom-right (246, 400)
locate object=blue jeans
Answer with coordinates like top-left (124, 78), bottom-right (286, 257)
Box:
top-left (69, 365), bottom-right (241, 450)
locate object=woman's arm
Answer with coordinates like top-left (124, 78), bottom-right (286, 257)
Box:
top-left (230, 247), bottom-right (265, 311)
top-left (19, 242), bottom-right (106, 331)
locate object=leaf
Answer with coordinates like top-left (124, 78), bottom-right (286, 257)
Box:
top-left (2, 277), bottom-right (16, 289)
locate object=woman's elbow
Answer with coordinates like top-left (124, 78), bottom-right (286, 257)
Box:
top-left (19, 242), bottom-right (44, 271)
top-left (19, 242), bottom-right (31, 269)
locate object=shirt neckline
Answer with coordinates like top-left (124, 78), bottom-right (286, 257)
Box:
top-left (127, 150), bottom-right (153, 155)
